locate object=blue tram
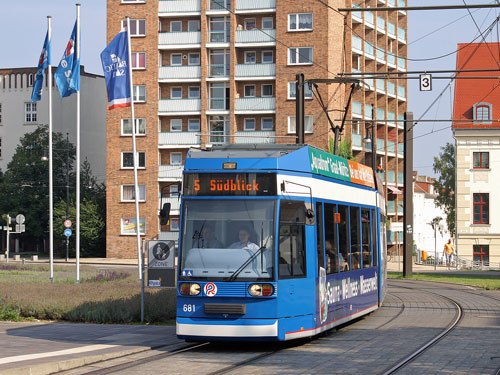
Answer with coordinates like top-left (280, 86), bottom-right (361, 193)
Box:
top-left (176, 144), bottom-right (387, 341)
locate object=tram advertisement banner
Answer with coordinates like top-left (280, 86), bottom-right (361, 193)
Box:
top-left (347, 160), bottom-right (375, 188)
top-left (308, 147), bottom-right (350, 182)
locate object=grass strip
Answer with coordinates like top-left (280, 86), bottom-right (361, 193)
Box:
top-left (388, 272), bottom-right (500, 290)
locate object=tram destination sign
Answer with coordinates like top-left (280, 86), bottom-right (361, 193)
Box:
top-left (184, 173), bottom-right (277, 196)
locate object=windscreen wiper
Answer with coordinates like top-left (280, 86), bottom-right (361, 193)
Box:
top-left (225, 247), bottom-right (266, 282)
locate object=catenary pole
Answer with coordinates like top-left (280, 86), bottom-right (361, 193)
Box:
top-left (76, 3), bottom-right (81, 283)
top-left (48, 16), bottom-right (54, 283)
top-left (403, 112), bottom-right (414, 277)
top-left (126, 16), bottom-right (143, 280)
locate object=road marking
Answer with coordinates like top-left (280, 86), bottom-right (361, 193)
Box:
top-left (0, 344), bottom-right (117, 365)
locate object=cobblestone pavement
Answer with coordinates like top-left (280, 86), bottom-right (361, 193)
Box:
top-left (1, 280), bottom-right (499, 375)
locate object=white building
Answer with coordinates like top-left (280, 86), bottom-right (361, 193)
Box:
top-left (413, 172), bottom-right (450, 260)
top-left (0, 67), bottom-right (106, 179)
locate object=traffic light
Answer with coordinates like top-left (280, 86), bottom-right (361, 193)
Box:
top-left (159, 203), bottom-right (171, 226)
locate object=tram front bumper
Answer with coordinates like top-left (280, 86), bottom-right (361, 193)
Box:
top-left (176, 317), bottom-right (278, 339)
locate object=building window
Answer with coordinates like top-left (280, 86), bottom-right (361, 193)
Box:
top-left (244, 51), bottom-right (256, 64)
top-left (170, 21), bottom-right (182, 32)
top-left (170, 218), bottom-right (180, 231)
top-left (473, 193), bottom-right (489, 224)
top-left (244, 85), bottom-right (255, 97)
top-left (288, 115), bottom-right (313, 134)
top-left (170, 119), bottom-right (182, 132)
top-left (121, 218), bottom-right (145, 235)
top-left (170, 184), bottom-right (179, 197)
top-left (0, 137), bottom-right (2, 158)
top-left (288, 82), bottom-right (313, 99)
top-left (122, 118), bottom-right (146, 136)
top-left (473, 102), bottom-right (492, 123)
top-left (473, 245), bottom-right (489, 263)
top-left (188, 86), bottom-right (200, 98)
top-left (244, 118), bottom-right (256, 131)
top-left (473, 152), bottom-right (489, 169)
top-left (288, 13), bottom-right (313, 31)
top-left (171, 152), bottom-right (182, 165)
top-left (28, 74), bottom-right (34, 87)
top-left (122, 152), bottom-right (146, 169)
top-left (171, 53), bottom-right (182, 66)
top-left (209, 17), bottom-right (230, 43)
top-left (262, 17), bottom-right (274, 29)
top-left (0, 103), bottom-right (2, 124)
top-left (188, 118), bottom-right (200, 132)
top-left (131, 52), bottom-right (146, 69)
top-left (121, 184), bottom-right (146, 202)
top-left (122, 19), bottom-right (146, 36)
top-left (262, 84), bottom-right (273, 97)
top-left (188, 20), bottom-right (200, 31)
top-left (132, 85), bottom-right (146, 102)
top-left (261, 117), bottom-right (273, 130)
top-left (171, 87), bottom-right (182, 98)
top-left (244, 18), bottom-right (256, 30)
top-left (25, 102), bottom-right (37, 123)
top-left (288, 47), bottom-right (313, 65)
top-left (188, 53), bottom-right (200, 65)
top-left (262, 50), bottom-right (273, 63)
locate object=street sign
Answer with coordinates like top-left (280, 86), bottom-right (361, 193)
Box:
top-left (15, 224), bottom-right (25, 233)
top-left (64, 220), bottom-right (72, 228)
top-left (15, 214), bottom-right (25, 224)
top-left (3, 227), bottom-right (12, 231)
top-left (147, 240), bottom-right (175, 287)
top-left (419, 74), bottom-right (432, 91)
top-left (64, 228), bottom-right (72, 237)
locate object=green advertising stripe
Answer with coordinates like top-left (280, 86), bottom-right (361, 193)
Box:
top-left (308, 147), bottom-right (351, 182)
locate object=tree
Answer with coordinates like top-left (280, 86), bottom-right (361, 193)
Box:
top-left (0, 125), bottom-right (75, 252)
top-left (328, 137), bottom-right (354, 160)
top-left (433, 143), bottom-right (455, 236)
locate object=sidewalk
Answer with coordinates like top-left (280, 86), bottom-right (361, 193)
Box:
top-left (386, 260), bottom-right (500, 276)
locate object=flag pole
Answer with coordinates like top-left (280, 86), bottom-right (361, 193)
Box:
top-left (48, 16), bottom-right (54, 284)
top-left (75, 3), bottom-right (81, 284)
top-left (126, 16), bottom-right (143, 280)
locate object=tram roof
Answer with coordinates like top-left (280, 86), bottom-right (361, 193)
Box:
top-left (185, 144), bottom-right (377, 189)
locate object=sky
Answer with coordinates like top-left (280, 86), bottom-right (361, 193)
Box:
top-left (2, 0), bottom-right (500, 178)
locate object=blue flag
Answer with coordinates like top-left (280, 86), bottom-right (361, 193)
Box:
top-left (31, 31), bottom-right (51, 102)
top-left (55, 21), bottom-right (80, 98)
top-left (100, 30), bottom-right (131, 110)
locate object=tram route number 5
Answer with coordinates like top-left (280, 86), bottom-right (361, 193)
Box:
top-left (420, 74), bottom-right (432, 91)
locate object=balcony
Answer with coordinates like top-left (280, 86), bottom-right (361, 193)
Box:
top-left (159, 165), bottom-right (183, 179)
top-left (159, 132), bottom-right (201, 147)
top-left (159, 99), bottom-right (201, 115)
top-left (159, 66), bottom-right (201, 82)
top-left (365, 11), bottom-right (374, 28)
top-left (159, 0), bottom-right (201, 15)
top-left (398, 0), bottom-right (407, 15)
top-left (376, 78), bottom-right (385, 94)
top-left (158, 231), bottom-right (180, 242)
top-left (398, 27), bottom-right (406, 44)
top-left (159, 31), bottom-right (201, 49)
top-left (352, 36), bottom-right (363, 54)
top-left (397, 85), bottom-right (406, 101)
top-left (235, 0), bottom-right (276, 13)
top-left (397, 202), bottom-right (403, 215)
top-left (387, 22), bottom-right (396, 39)
top-left (352, 133), bottom-right (362, 149)
top-left (387, 200), bottom-right (396, 215)
top-left (388, 111), bottom-right (396, 127)
top-left (387, 140), bottom-right (395, 155)
top-left (387, 82), bottom-right (396, 98)
top-left (387, 52), bottom-right (396, 68)
top-left (398, 172), bottom-right (404, 186)
top-left (376, 16), bottom-right (385, 34)
top-left (208, 0), bottom-right (230, 11)
top-left (209, 97), bottom-right (229, 111)
top-left (209, 131), bottom-right (229, 145)
top-left (365, 104), bottom-right (374, 119)
top-left (376, 108), bottom-right (385, 123)
top-left (387, 170), bottom-right (396, 184)
top-left (208, 31), bottom-right (230, 44)
top-left (364, 41), bottom-right (374, 59)
top-left (398, 143), bottom-right (404, 157)
top-left (376, 48), bottom-right (385, 64)
top-left (235, 63), bottom-right (276, 80)
top-left (352, 4), bottom-right (362, 23)
top-left (235, 97), bottom-right (275, 113)
top-left (376, 138), bottom-right (385, 155)
top-left (398, 114), bottom-right (404, 129)
top-left (235, 29), bottom-right (276, 46)
top-left (208, 64), bottom-right (230, 79)
top-left (234, 131), bottom-right (276, 144)
top-left (377, 170), bottom-right (385, 182)
top-left (352, 101), bottom-right (362, 118)
top-left (397, 56), bottom-right (406, 71)
top-left (161, 196), bottom-right (181, 212)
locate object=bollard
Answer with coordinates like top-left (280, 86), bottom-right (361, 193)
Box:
top-left (0, 254), bottom-right (4, 261)
top-left (22, 259), bottom-right (26, 265)
top-left (14, 254), bottom-right (21, 261)
top-left (32, 255), bottom-right (38, 261)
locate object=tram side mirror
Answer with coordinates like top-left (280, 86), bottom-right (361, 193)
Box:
top-left (304, 203), bottom-right (315, 226)
top-left (160, 203), bottom-right (171, 226)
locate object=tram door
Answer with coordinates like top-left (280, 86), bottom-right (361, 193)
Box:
top-left (277, 200), bottom-right (314, 318)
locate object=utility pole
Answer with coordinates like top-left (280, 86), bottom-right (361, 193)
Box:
top-left (403, 112), bottom-right (414, 277)
top-left (295, 73), bottom-right (305, 144)
top-left (65, 133), bottom-right (70, 262)
top-left (6, 214), bottom-right (10, 263)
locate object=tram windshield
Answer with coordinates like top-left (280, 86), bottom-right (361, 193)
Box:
top-left (179, 199), bottom-right (275, 281)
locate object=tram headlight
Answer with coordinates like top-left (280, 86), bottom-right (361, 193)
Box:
top-left (179, 283), bottom-right (201, 296)
top-left (248, 283), bottom-right (274, 297)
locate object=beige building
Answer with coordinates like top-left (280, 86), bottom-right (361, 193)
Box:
top-left (105, 0), bottom-right (407, 258)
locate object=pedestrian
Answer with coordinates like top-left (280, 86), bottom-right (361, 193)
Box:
top-left (444, 238), bottom-right (455, 270)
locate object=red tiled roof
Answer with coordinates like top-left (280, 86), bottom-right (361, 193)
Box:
top-left (453, 42), bottom-right (500, 129)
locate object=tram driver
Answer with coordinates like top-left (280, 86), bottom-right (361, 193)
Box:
top-left (228, 228), bottom-right (259, 250)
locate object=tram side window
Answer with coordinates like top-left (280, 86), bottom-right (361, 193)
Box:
top-left (316, 202), bottom-right (324, 273)
top-left (278, 200), bottom-right (307, 278)
top-left (350, 206), bottom-right (361, 270)
top-left (371, 209), bottom-right (378, 267)
top-left (324, 203), bottom-right (339, 274)
top-left (362, 208), bottom-right (372, 268)
top-left (338, 204), bottom-right (350, 272)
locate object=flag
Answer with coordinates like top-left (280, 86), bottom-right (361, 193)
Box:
top-left (100, 30), bottom-right (131, 110)
top-left (31, 31), bottom-right (51, 102)
top-left (55, 21), bottom-right (80, 98)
